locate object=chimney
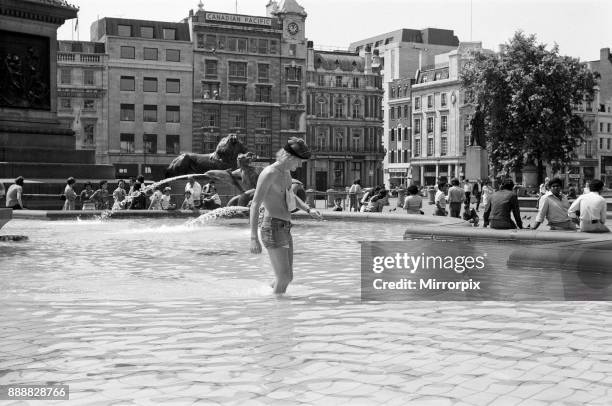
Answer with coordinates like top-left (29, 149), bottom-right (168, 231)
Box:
top-left (364, 44), bottom-right (372, 74)
top-left (601, 47), bottom-right (611, 62)
top-left (307, 41), bottom-right (314, 71)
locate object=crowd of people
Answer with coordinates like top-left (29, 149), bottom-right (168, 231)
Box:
top-left (2, 175), bottom-right (222, 212)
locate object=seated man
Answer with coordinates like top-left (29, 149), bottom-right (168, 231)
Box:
top-left (532, 177), bottom-right (574, 230)
top-left (568, 178), bottom-right (609, 233)
top-left (483, 178), bottom-right (523, 229)
top-left (202, 192), bottom-right (222, 210)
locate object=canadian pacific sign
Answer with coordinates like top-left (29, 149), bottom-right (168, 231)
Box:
top-left (205, 12), bottom-right (272, 26)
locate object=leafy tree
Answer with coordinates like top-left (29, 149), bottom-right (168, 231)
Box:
top-left (461, 31), bottom-right (599, 183)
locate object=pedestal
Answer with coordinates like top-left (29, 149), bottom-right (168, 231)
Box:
top-left (465, 146), bottom-right (489, 180)
top-left (522, 163), bottom-right (538, 188)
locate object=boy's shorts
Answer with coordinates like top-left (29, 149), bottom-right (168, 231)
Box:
top-left (260, 217), bottom-right (293, 249)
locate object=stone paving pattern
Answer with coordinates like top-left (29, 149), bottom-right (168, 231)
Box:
top-left (2, 300), bottom-right (612, 405)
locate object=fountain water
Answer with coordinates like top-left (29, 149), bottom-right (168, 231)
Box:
top-left (185, 206), bottom-right (250, 227)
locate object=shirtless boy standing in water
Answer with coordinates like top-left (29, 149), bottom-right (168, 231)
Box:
top-left (250, 137), bottom-right (322, 294)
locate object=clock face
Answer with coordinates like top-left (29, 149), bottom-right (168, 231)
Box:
top-left (287, 22), bottom-right (299, 35)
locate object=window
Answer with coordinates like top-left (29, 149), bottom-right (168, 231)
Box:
top-left (83, 123), bottom-right (94, 144)
top-left (351, 132), bottom-right (360, 151)
top-left (163, 28), bottom-right (176, 40)
top-left (255, 136), bottom-right (271, 157)
top-left (414, 97), bottom-right (421, 110)
top-left (427, 117), bottom-right (434, 133)
top-left (335, 100), bottom-right (344, 118)
top-left (289, 113), bottom-right (298, 130)
top-left (203, 108), bottom-right (218, 127)
top-left (269, 40), bottom-right (278, 54)
top-left (166, 79), bottom-right (180, 93)
top-left (414, 119), bottom-right (421, 135)
top-left (120, 133), bottom-right (134, 153)
top-left (166, 49), bottom-right (180, 62)
top-left (144, 47), bottom-right (158, 60)
top-left (257, 111), bottom-right (271, 129)
top-left (144, 134), bottom-right (157, 154)
top-left (353, 77), bottom-right (359, 88)
top-left (230, 109), bottom-right (245, 128)
top-left (317, 98), bottom-right (328, 117)
top-left (289, 44), bottom-right (296, 56)
top-left (397, 106), bottom-right (402, 118)
top-left (60, 68), bottom-right (71, 84)
top-left (229, 62), bottom-right (247, 80)
top-left (258, 64), bottom-right (269, 82)
top-left (427, 95), bottom-right (434, 109)
top-left (83, 99), bottom-right (95, 110)
top-left (609, 123), bottom-right (611, 133)
top-left (285, 66), bottom-right (302, 82)
top-left (83, 70), bottom-right (94, 85)
top-left (71, 42), bottom-right (83, 52)
top-left (120, 76), bottom-right (135, 91)
top-left (166, 134), bottom-right (180, 154)
top-left (414, 139), bottom-right (421, 157)
top-left (288, 87), bottom-right (299, 104)
top-left (202, 82), bottom-right (220, 99)
top-left (120, 46), bottom-right (135, 59)
top-left (205, 34), bottom-right (216, 49)
top-left (318, 75), bottom-right (325, 87)
top-left (441, 137), bottom-right (448, 156)
top-left (256, 86), bottom-right (272, 102)
top-left (608, 139), bottom-right (611, 149)
top-left (352, 101), bottom-right (360, 118)
top-left (389, 150), bottom-right (395, 163)
top-left (205, 60), bottom-right (218, 78)
top-left (601, 123), bottom-right (604, 132)
top-left (390, 107), bottom-right (395, 119)
top-left (334, 132), bottom-right (344, 151)
top-left (120, 104), bottom-right (135, 121)
top-left (390, 129), bottom-right (395, 142)
top-left (258, 39), bottom-right (268, 54)
top-left (229, 84), bottom-right (246, 101)
top-left (143, 77), bottom-right (158, 92)
top-left (237, 38), bottom-right (247, 53)
top-left (441, 93), bottom-right (447, 107)
top-left (166, 106), bottom-right (180, 123)
top-left (427, 138), bottom-right (434, 156)
top-left (117, 24), bottom-right (132, 37)
top-left (316, 133), bottom-right (328, 150)
top-left (404, 105), bottom-right (408, 118)
top-left (60, 98), bottom-right (71, 109)
top-left (441, 115), bottom-right (448, 132)
top-left (600, 138), bottom-right (604, 149)
top-left (335, 76), bottom-right (343, 87)
top-left (143, 105), bottom-right (157, 122)
top-left (140, 26), bottom-right (154, 38)
top-left (227, 37), bottom-right (238, 51)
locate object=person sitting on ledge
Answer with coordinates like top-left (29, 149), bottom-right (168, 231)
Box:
top-left (180, 189), bottom-right (195, 210)
top-left (531, 177), bottom-right (575, 231)
top-left (5, 176), bottom-right (25, 210)
top-left (363, 189), bottom-right (388, 213)
top-left (161, 187), bottom-right (176, 210)
top-left (128, 183), bottom-right (147, 210)
top-left (403, 185), bottom-right (423, 215)
top-left (483, 178), bottom-right (523, 230)
top-left (202, 192), bottom-right (222, 210)
top-left (332, 197), bottom-right (343, 211)
top-left (568, 179), bottom-right (609, 233)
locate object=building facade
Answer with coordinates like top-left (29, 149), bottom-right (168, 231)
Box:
top-left (409, 43), bottom-right (487, 186)
top-left (189, 0), bottom-right (308, 181)
top-left (350, 28), bottom-right (460, 187)
top-left (90, 18), bottom-right (193, 180)
top-left (305, 44), bottom-right (384, 190)
top-left (387, 77), bottom-right (413, 187)
top-left (56, 41), bottom-right (108, 156)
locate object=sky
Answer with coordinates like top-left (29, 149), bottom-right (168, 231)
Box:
top-left (58, 0), bottom-right (612, 62)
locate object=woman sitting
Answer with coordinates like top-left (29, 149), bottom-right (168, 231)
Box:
top-left (363, 189), bottom-right (388, 213)
top-left (403, 185), bottom-right (423, 215)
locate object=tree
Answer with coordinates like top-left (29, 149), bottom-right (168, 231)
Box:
top-left (461, 31), bottom-right (599, 184)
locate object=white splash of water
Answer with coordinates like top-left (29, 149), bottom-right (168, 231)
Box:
top-left (185, 206), bottom-right (250, 227)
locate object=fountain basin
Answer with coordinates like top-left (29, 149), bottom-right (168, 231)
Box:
top-left (0, 208), bottom-right (12, 230)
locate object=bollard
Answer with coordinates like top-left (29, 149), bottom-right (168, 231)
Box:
top-left (305, 189), bottom-right (315, 208)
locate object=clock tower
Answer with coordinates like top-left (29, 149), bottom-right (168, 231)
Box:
top-left (274, 0), bottom-right (307, 58)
